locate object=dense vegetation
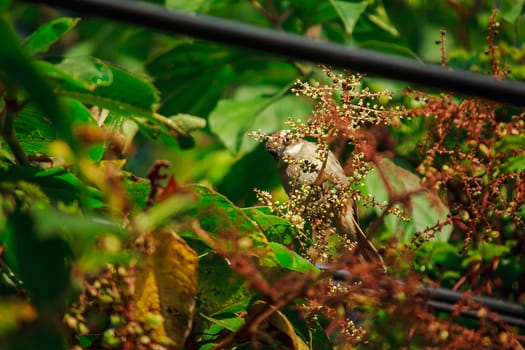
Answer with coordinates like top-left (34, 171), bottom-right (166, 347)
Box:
top-left (0, 1), bottom-right (524, 349)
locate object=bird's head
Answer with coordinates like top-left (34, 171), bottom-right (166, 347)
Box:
top-left (265, 130), bottom-right (300, 159)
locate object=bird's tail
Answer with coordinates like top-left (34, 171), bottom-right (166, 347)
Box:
top-left (337, 210), bottom-right (386, 272)
top-left (354, 224), bottom-right (386, 270)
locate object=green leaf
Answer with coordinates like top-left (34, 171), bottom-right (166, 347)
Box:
top-left (188, 185), bottom-right (273, 253)
top-left (359, 40), bottom-right (421, 60)
top-left (16, 98), bottom-right (101, 158)
top-left (178, 185), bottom-right (281, 315)
top-left (268, 242), bottom-right (318, 273)
top-left (309, 2), bottom-right (339, 24)
top-left (209, 298), bottom-right (251, 317)
top-left (427, 242), bottom-right (461, 269)
top-left (249, 301), bottom-right (310, 350)
top-left (209, 96), bottom-right (269, 154)
top-left (363, 157), bottom-right (451, 242)
top-left (134, 194), bottom-right (196, 233)
top-left (199, 314), bottom-right (244, 333)
top-left (165, 113), bottom-right (207, 149)
top-left (0, 166), bottom-right (104, 208)
top-left (502, 0), bottom-right (525, 23)
top-left (3, 210), bottom-right (71, 304)
top-left (0, 14), bottom-right (75, 147)
top-left (145, 41), bottom-right (236, 117)
top-left (53, 56), bottom-right (113, 89)
top-left (57, 61), bottom-right (159, 112)
top-left (170, 113), bottom-right (207, 132)
top-left (48, 59), bottom-right (195, 144)
top-left (15, 102), bottom-right (56, 156)
top-left (196, 254), bottom-right (248, 315)
top-left (35, 57), bottom-right (113, 90)
top-left (22, 17), bottom-right (80, 57)
top-left (495, 135), bottom-right (525, 152)
top-left (216, 144), bottom-right (280, 205)
top-left (242, 93), bottom-right (311, 154)
top-left (244, 207), bottom-right (296, 245)
top-left (441, 270), bottom-right (461, 284)
top-left (0, 0), bottom-right (9, 11)
top-left (500, 154), bottom-right (525, 173)
top-left (123, 171), bottom-right (151, 211)
top-left (31, 208), bottom-right (125, 241)
top-left (476, 242), bottom-right (511, 261)
top-left (330, 0), bottom-right (369, 35)
top-left (209, 86), bottom-right (311, 155)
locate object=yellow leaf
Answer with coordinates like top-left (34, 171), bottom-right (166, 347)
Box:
top-left (251, 300), bottom-right (310, 350)
top-left (0, 297), bottom-right (37, 335)
top-left (135, 230), bottom-right (198, 349)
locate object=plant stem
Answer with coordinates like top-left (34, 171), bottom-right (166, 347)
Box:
top-left (2, 87), bottom-right (28, 165)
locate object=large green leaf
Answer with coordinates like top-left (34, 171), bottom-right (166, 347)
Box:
top-left (57, 60), bottom-right (159, 113)
top-left (500, 154), bottom-right (525, 173)
top-left (363, 157), bottom-right (451, 242)
top-left (243, 206), bottom-right (296, 245)
top-left (16, 98), bottom-right (102, 159)
top-left (22, 17), bottom-right (80, 57)
top-left (268, 242), bottom-right (318, 273)
top-left (199, 314), bottom-right (244, 334)
top-left (2, 209), bottom-right (71, 304)
top-left (145, 41), bottom-right (236, 117)
top-left (46, 56), bottom-right (113, 89)
top-left (501, 0), bottom-right (525, 23)
top-left (188, 184), bottom-right (272, 251)
top-left (15, 102), bottom-right (56, 156)
top-left (0, 166), bottom-right (104, 208)
top-left (122, 171), bottom-right (151, 211)
top-left (177, 185), bottom-right (295, 315)
top-left (243, 93), bottom-right (311, 154)
top-left (30, 207), bottom-right (133, 271)
top-left (248, 301), bottom-right (310, 350)
top-left (209, 96), bottom-right (269, 154)
top-left (0, 14), bottom-right (74, 146)
top-left (330, 0), bottom-right (369, 35)
top-left (216, 144), bottom-right (280, 205)
top-left (209, 86), bottom-right (311, 155)
top-left (496, 135), bottom-right (525, 152)
top-left (31, 208), bottom-right (125, 241)
top-left (196, 253), bottom-right (248, 316)
top-left (45, 57), bottom-right (203, 144)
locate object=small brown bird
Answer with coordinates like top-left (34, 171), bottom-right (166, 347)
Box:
top-left (266, 130), bottom-right (384, 265)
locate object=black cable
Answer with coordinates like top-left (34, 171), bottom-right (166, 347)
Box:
top-left (21, 0), bottom-right (525, 107)
top-left (328, 267), bottom-right (525, 329)
top-left (422, 286), bottom-right (525, 329)
top-left (427, 300), bottom-right (525, 329)
top-left (422, 286), bottom-right (525, 320)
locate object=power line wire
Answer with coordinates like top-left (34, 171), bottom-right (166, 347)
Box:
top-left (22, 0), bottom-right (525, 107)
top-left (329, 268), bottom-right (525, 329)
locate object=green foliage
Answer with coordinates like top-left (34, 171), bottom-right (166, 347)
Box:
top-left (22, 17), bottom-right (80, 57)
top-left (0, 1), bottom-right (524, 349)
